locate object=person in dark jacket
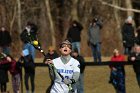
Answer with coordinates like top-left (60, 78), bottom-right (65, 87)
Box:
top-left (128, 45), bottom-right (140, 87)
top-left (122, 16), bottom-right (135, 55)
top-left (43, 46), bottom-right (59, 93)
top-left (20, 22), bottom-right (38, 60)
top-left (71, 48), bottom-right (85, 93)
top-left (20, 49), bottom-right (35, 93)
top-left (0, 48), bottom-right (10, 93)
top-left (0, 27), bottom-right (12, 55)
top-left (67, 20), bottom-right (83, 54)
top-left (0, 53), bottom-right (21, 93)
top-left (88, 17), bottom-right (103, 62)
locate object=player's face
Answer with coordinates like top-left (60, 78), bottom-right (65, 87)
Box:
top-left (59, 44), bottom-right (72, 56)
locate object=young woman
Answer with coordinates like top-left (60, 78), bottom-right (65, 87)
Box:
top-left (45, 40), bottom-right (80, 93)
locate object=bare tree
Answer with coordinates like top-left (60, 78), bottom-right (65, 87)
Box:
top-left (0, 4), bottom-right (6, 26)
top-left (45, 0), bottom-right (56, 48)
top-left (71, 0), bottom-right (79, 21)
top-left (17, 0), bottom-right (22, 33)
top-left (125, 0), bottom-right (134, 16)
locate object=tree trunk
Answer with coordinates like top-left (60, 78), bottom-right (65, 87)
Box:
top-left (125, 0), bottom-right (135, 28)
top-left (45, 0), bottom-right (56, 48)
top-left (17, 0), bottom-right (22, 33)
top-left (113, 0), bottom-right (121, 29)
top-left (71, 0), bottom-right (79, 21)
top-left (10, 6), bottom-right (17, 32)
top-left (0, 4), bottom-right (6, 26)
top-left (125, 0), bottom-right (133, 16)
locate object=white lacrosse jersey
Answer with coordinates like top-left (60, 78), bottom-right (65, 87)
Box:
top-left (50, 57), bottom-right (80, 93)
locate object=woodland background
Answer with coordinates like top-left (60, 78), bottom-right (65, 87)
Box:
top-left (0, 0), bottom-right (140, 58)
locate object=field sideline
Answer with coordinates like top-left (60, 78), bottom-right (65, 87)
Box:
top-left (7, 57), bottom-right (140, 93)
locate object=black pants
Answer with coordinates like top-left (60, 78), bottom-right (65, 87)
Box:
top-left (0, 83), bottom-right (6, 92)
top-left (24, 73), bottom-right (35, 92)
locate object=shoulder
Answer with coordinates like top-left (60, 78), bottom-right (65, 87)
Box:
top-left (52, 57), bottom-right (61, 63)
top-left (70, 57), bottom-right (80, 65)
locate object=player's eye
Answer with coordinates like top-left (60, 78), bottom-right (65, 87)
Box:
top-left (61, 44), bottom-right (71, 49)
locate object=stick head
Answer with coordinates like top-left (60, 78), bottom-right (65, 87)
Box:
top-left (33, 40), bottom-right (38, 46)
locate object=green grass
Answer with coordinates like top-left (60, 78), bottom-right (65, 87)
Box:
top-left (7, 58), bottom-right (140, 93)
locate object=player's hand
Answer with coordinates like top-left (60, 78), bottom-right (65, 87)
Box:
top-left (45, 59), bottom-right (53, 64)
top-left (63, 78), bottom-right (72, 85)
top-left (6, 56), bottom-right (12, 62)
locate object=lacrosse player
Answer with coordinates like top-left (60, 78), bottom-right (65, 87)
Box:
top-left (45, 40), bottom-right (80, 93)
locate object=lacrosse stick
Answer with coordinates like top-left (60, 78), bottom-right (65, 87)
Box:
top-left (26, 32), bottom-right (73, 91)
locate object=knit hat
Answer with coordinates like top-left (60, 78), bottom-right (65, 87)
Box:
top-left (126, 16), bottom-right (132, 22)
top-left (59, 39), bottom-right (72, 49)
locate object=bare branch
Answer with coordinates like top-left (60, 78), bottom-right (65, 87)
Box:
top-left (98, 0), bottom-right (140, 13)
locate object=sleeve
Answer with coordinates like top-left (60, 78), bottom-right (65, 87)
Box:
top-left (73, 60), bottom-right (80, 73)
top-left (7, 31), bottom-right (12, 45)
top-left (77, 22), bottom-right (83, 31)
top-left (79, 56), bottom-right (86, 73)
top-left (67, 29), bottom-right (72, 42)
top-left (71, 60), bottom-right (80, 83)
top-left (96, 19), bottom-right (103, 29)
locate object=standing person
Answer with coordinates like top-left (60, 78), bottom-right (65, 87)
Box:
top-left (0, 48), bottom-right (10, 93)
top-left (43, 46), bottom-right (59, 93)
top-left (128, 45), bottom-right (140, 87)
top-left (88, 17), bottom-right (103, 62)
top-left (20, 22), bottom-right (37, 93)
top-left (121, 16), bottom-right (135, 55)
top-left (9, 57), bottom-right (21, 93)
top-left (109, 49), bottom-right (126, 93)
top-left (71, 48), bottom-right (85, 93)
top-left (45, 40), bottom-right (80, 93)
top-left (0, 27), bottom-right (12, 55)
top-left (67, 20), bottom-right (83, 54)
top-left (20, 22), bottom-right (38, 60)
top-left (20, 49), bottom-right (35, 93)
top-left (0, 52), bottom-right (21, 93)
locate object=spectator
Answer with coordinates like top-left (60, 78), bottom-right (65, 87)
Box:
top-left (20, 22), bottom-right (38, 60)
top-left (88, 17), bottom-right (103, 62)
top-left (71, 48), bottom-right (85, 93)
top-left (45, 40), bottom-right (80, 93)
top-left (121, 16), bottom-right (135, 55)
top-left (20, 49), bottom-right (35, 93)
top-left (45, 46), bottom-right (59, 60)
top-left (43, 46), bottom-right (59, 93)
top-left (67, 20), bottom-right (83, 54)
top-left (128, 45), bottom-right (140, 87)
top-left (109, 49), bottom-right (126, 93)
top-left (0, 48), bottom-right (10, 93)
top-left (9, 57), bottom-right (21, 93)
top-left (0, 52), bottom-right (21, 93)
top-left (0, 26), bottom-right (12, 55)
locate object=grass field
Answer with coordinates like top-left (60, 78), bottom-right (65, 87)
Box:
top-left (7, 58), bottom-right (140, 93)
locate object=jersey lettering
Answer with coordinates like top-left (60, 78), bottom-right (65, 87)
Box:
top-left (57, 69), bottom-right (74, 74)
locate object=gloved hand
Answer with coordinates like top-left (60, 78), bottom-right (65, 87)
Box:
top-left (63, 78), bottom-right (76, 84)
top-left (63, 78), bottom-right (72, 84)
